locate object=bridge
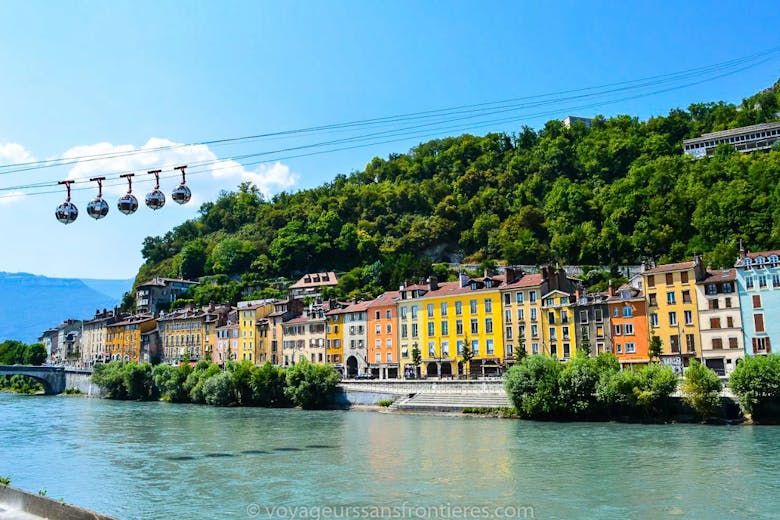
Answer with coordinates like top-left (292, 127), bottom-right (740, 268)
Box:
top-left (0, 365), bottom-right (66, 394)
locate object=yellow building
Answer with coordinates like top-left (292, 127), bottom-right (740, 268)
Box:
top-left (642, 257), bottom-right (707, 372)
top-left (397, 273), bottom-right (505, 379)
top-left (237, 300), bottom-right (276, 364)
top-left (106, 314), bottom-right (156, 363)
top-left (500, 270), bottom-right (544, 362)
top-left (158, 305), bottom-right (229, 364)
top-left (540, 290), bottom-right (575, 360)
top-left (326, 310), bottom-right (345, 370)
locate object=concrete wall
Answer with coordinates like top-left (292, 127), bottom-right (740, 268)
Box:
top-left (0, 485), bottom-right (118, 520)
top-left (339, 379), bottom-right (506, 395)
top-left (64, 369), bottom-right (104, 396)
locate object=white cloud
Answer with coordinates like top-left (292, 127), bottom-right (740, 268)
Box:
top-left (63, 138), bottom-right (299, 200)
top-left (0, 143), bottom-right (35, 204)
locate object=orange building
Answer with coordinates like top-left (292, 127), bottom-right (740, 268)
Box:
top-left (607, 282), bottom-right (649, 367)
top-left (366, 291), bottom-right (401, 379)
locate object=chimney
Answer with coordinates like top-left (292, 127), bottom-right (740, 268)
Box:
top-left (608, 279), bottom-right (615, 297)
top-left (739, 239), bottom-right (747, 260)
top-left (504, 266), bottom-right (522, 285)
top-left (459, 271), bottom-right (470, 288)
top-left (427, 276), bottom-right (439, 291)
top-left (575, 284), bottom-right (584, 301)
top-left (483, 267), bottom-right (493, 279)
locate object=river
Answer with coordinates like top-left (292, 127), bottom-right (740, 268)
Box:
top-left (0, 393), bottom-right (778, 519)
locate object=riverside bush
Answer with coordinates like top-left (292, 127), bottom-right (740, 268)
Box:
top-left (203, 372), bottom-right (236, 406)
top-left (682, 359), bottom-right (722, 421)
top-left (504, 355), bottom-right (563, 419)
top-left (92, 361), bottom-right (156, 400)
top-left (729, 354), bottom-right (780, 423)
top-left (250, 362), bottom-right (290, 407)
top-left (285, 358), bottom-right (341, 410)
top-left (597, 363), bottom-right (678, 420)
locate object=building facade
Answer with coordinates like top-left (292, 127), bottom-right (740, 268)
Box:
top-left (136, 277), bottom-right (198, 315)
top-left (695, 269), bottom-right (743, 375)
top-left (366, 291), bottom-right (400, 379)
top-left (735, 249), bottom-right (780, 356)
top-left (607, 282), bottom-right (650, 366)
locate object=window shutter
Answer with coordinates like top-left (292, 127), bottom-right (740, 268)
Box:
top-left (767, 338), bottom-right (772, 354)
top-left (752, 338), bottom-right (758, 354)
top-left (755, 314), bottom-right (765, 333)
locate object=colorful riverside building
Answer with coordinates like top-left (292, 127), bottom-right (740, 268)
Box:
top-left (642, 257), bottom-right (707, 373)
top-left (572, 288), bottom-right (612, 357)
top-left (397, 273), bottom-right (505, 379)
top-left (366, 291), bottom-right (401, 379)
top-left (696, 269), bottom-right (743, 375)
top-left (734, 248), bottom-right (780, 356)
top-left (326, 300), bottom-right (370, 377)
top-left (214, 310), bottom-right (238, 366)
top-left (237, 299), bottom-right (276, 363)
top-left (606, 281), bottom-right (649, 367)
top-left (157, 305), bottom-right (229, 364)
top-left (499, 269), bottom-right (541, 363)
top-left (282, 301), bottom-right (333, 367)
top-left (268, 299), bottom-right (303, 366)
top-left (81, 309), bottom-right (121, 367)
top-left (106, 314), bottom-right (156, 363)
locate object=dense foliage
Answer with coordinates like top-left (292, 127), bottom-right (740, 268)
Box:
top-left (504, 354), bottom-right (680, 421)
top-left (729, 354), bottom-right (780, 423)
top-left (0, 340), bottom-right (47, 366)
top-left (0, 375), bottom-right (43, 394)
top-left (681, 359), bottom-right (723, 421)
top-left (92, 360), bottom-right (338, 409)
top-left (132, 81), bottom-right (780, 300)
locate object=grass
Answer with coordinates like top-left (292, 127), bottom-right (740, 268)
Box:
top-left (377, 399), bottom-right (394, 407)
top-left (64, 387), bottom-right (83, 395)
top-left (462, 406), bottom-right (519, 418)
top-left (0, 475), bottom-right (10, 486)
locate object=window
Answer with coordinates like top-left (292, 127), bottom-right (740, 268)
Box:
top-left (456, 320), bottom-right (463, 335)
top-left (710, 317), bottom-right (721, 329)
top-left (471, 339), bottom-right (479, 355)
top-left (375, 352), bottom-right (381, 362)
top-left (484, 299), bottom-right (493, 313)
top-left (680, 271), bottom-right (688, 284)
top-left (722, 282), bottom-right (733, 293)
top-left (470, 300), bottom-right (477, 314)
top-left (729, 337), bottom-right (739, 349)
top-left (712, 338), bottom-right (723, 350)
top-left (647, 275), bottom-right (655, 288)
top-left (550, 343), bottom-right (557, 357)
top-left (774, 275), bottom-right (780, 288)
top-left (753, 295), bottom-right (762, 309)
top-left (401, 344), bottom-right (408, 358)
top-left (651, 313), bottom-right (659, 328)
top-left (616, 343), bottom-right (622, 353)
top-left (401, 324), bottom-right (408, 339)
top-left (386, 324), bottom-right (392, 334)
top-left (596, 326), bottom-right (604, 338)
top-left (686, 334), bottom-right (695, 353)
top-left (386, 338), bottom-right (392, 348)
top-left (428, 341), bottom-right (436, 357)
top-left (506, 326), bottom-right (513, 339)
top-left (666, 292), bottom-right (676, 304)
top-left (530, 308), bottom-right (537, 321)
top-left (614, 324), bottom-right (622, 336)
top-left (532, 343), bottom-right (539, 355)
top-left (485, 318), bottom-right (493, 334)
top-left (457, 340), bottom-right (464, 355)
top-left (746, 276), bottom-right (754, 289)
top-left (375, 311), bottom-right (381, 320)
top-left (752, 337), bottom-right (771, 353)
top-left (580, 310), bottom-right (589, 323)
top-left (411, 306), bottom-right (418, 319)
top-left (441, 321), bottom-right (449, 336)
top-left (670, 335), bottom-right (680, 353)
top-left (411, 323), bottom-right (418, 338)
top-left (708, 299), bottom-right (719, 310)
top-left (759, 275), bottom-right (767, 288)
top-left (562, 326), bottom-right (570, 339)
top-left (504, 293), bottom-right (511, 306)
top-left (375, 324), bottom-right (381, 334)
top-left (669, 312), bottom-right (678, 326)
top-left (386, 310), bottom-right (391, 319)
top-left (727, 316), bottom-right (734, 328)
top-left (725, 297), bottom-right (732, 308)
top-left (529, 291), bottom-right (537, 303)
top-left (684, 310), bottom-right (693, 325)
top-left (516, 292), bottom-right (524, 304)
top-left (706, 284), bottom-right (717, 296)
top-left (623, 306), bottom-right (633, 317)
top-left (561, 311), bottom-right (568, 323)
top-left (505, 309), bottom-right (512, 323)
top-left (549, 327), bottom-right (557, 339)
top-left (624, 323), bottom-right (634, 335)
top-left (387, 352), bottom-right (392, 362)
top-left (594, 309), bottom-right (603, 322)
top-left (518, 308), bottom-right (525, 320)
top-left (486, 339), bottom-right (494, 355)
top-left (682, 290), bottom-right (691, 303)
top-left (531, 325), bottom-right (538, 338)
top-left (455, 301), bottom-right (462, 315)
top-left (580, 326), bottom-right (589, 339)
top-left (470, 319), bottom-right (479, 334)
top-left (563, 343), bottom-right (570, 358)
top-left (755, 313), bottom-right (765, 333)
top-left (625, 343), bottom-right (636, 353)
top-left (548, 311), bottom-right (556, 324)
top-left (666, 273), bottom-right (674, 285)
top-left (427, 322), bottom-right (435, 336)
top-left (442, 341), bottom-right (449, 356)
top-left (426, 304), bottom-right (434, 317)
top-left (649, 293), bottom-right (658, 306)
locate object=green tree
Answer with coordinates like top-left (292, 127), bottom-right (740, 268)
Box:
top-left (682, 359), bottom-right (723, 421)
top-left (250, 362), bottom-right (291, 407)
top-left (23, 343), bottom-right (47, 366)
top-left (648, 334), bottom-right (663, 362)
top-left (411, 343), bottom-right (422, 379)
top-left (285, 358), bottom-right (340, 410)
top-left (202, 372), bottom-right (237, 406)
top-left (504, 355), bottom-right (563, 419)
top-left (729, 354), bottom-right (780, 422)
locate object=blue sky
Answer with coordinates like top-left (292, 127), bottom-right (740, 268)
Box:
top-left (0, 0), bottom-right (778, 279)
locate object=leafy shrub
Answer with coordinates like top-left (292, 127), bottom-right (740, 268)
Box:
top-left (285, 359), bottom-right (341, 409)
top-left (597, 363), bottom-right (678, 419)
top-left (682, 359), bottom-right (723, 421)
top-left (729, 354), bottom-right (780, 422)
top-left (91, 362), bottom-right (129, 399)
top-left (504, 355), bottom-right (563, 419)
top-left (250, 362), bottom-right (290, 407)
top-left (153, 363), bottom-right (191, 402)
top-left (187, 362), bottom-right (221, 403)
top-left (227, 361), bottom-right (256, 405)
top-left (203, 372), bottom-right (237, 406)
top-left (0, 475), bottom-right (10, 486)
top-left (377, 399), bottom-right (394, 407)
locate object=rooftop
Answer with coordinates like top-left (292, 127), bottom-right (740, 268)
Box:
top-left (697, 268), bottom-right (737, 284)
top-left (289, 272), bottom-right (338, 289)
top-left (683, 121), bottom-right (780, 143)
top-left (643, 261), bottom-right (696, 275)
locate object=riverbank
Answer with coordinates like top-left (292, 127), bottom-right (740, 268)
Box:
top-left (0, 484), bottom-right (118, 520)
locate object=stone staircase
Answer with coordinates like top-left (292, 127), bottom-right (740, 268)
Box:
top-left (389, 392), bottom-right (512, 412)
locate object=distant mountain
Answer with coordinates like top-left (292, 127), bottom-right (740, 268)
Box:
top-left (0, 272), bottom-right (133, 343)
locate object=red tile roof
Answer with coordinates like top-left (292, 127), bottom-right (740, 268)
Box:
top-left (366, 291), bottom-right (401, 308)
top-left (502, 273), bottom-right (543, 289)
top-left (697, 268), bottom-right (736, 284)
top-left (289, 272), bottom-right (338, 289)
top-left (643, 261), bottom-right (696, 275)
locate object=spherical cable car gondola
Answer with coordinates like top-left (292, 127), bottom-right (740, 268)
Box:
top-left (55, 180), bottom-right (78, 224)
top-left (86, 177), bottom-right (109, 220)
top-left (117, 173), bottom-right (139, 215)
top-left (145, 169), bottom-right (165, 210)
top-left (171, 165), bottom-right (191, 205)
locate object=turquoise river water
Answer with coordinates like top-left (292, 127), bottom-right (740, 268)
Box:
top-left (1, 392), bottom-right (778, 519)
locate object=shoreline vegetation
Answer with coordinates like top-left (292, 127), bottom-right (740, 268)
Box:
top-left (75, 352), bottom-right (780, 424)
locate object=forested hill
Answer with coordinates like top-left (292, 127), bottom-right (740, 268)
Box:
top-left (136, 79), bottom-right (780, 300)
